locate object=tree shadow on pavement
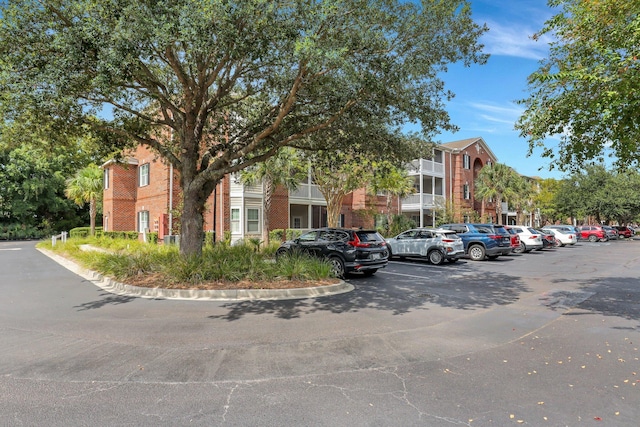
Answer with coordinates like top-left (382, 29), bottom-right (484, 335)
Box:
top-left (74, 291), bottom-right (137, 311)
top-left (573, 277), bottom-right (640, 322)
top-left (208, 271), bottom-right (531, 321)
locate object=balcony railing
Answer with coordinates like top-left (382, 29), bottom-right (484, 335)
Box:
top-left (289, 183), bottom-right (324, 200)
top-left (401, 194), bottom-right (445, 208)
top-left (408, 159), bottom-right (445, 175)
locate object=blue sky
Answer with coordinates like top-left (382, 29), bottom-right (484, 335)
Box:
top-left (432, 0), bottom-right (563, 179)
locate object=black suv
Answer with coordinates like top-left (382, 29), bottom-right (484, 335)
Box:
top-left (439, 223), bottom-right (513, 261)
top-left (275, 228), bottom-right (388, 278)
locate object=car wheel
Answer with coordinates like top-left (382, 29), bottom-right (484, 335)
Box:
top-left (362, 269), bottom-right (377, 277)
top-left (428, 250), bottom-right (444, 265)
top-left (387, 247), bottom-right (393, 260)
top-left (555, 239), bottom-right (563, 247)
top-left (588, 234), bottom-right (598, 242)
top-left (513, 242), bottom-right (525, 254)
top-left (468, 244), bottom-right (486, 261)
top-left (328, 256), bottom-right (345, 279)
top-left (275, 247), bottom-right (288, 260)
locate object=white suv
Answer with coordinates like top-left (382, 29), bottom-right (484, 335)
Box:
top-left (506, 226), bottom-right (543, 253)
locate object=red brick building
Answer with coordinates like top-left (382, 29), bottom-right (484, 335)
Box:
top-left (102, 137), bottom-right (501, 242)
top-left (102, 145), bottom-right (391, 243)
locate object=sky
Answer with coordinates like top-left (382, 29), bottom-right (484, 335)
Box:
top-left (431, 0), bottom-right (563, 179)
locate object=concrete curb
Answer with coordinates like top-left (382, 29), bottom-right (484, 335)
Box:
top-left (37, 247), bottom-right (354, 301)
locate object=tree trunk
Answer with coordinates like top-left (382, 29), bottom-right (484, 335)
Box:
top-left (89, 197), bottom-right (96, 236)
top-left (179, 185), bottom-right (206, 257)
top-left (326, 193), bottom-right (345, 228)
top-left (262, 178), bottom-right (273, 245)
top-left (496, 196), bottom-right (503, 225)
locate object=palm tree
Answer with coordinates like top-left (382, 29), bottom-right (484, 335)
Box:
top-left (474, 163), bottom-right (517, 224)
top-left (368, 162), bottom-right (415, 229)
top-left (240, 148), bottom-right (306, 245)
top-left (65, 164), bottom-right (103, 236)
top-left (510, 175), bottom-right (535, 225)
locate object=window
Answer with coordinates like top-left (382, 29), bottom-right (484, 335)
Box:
top-left (246, 208), bottom-right (260, 233)
top-left (103, 168), bottom-right (109, 190)
top-left (139, 163), bottom-right (149, 187)
top-left (231, 208), bottom-right (240, 233)
top-left (433, 149), bottom-right (443, 163)
top-left (463, 183), bottom-right (471, 200)
top-left (434, 177), bottom-right (443, 195)
top-left (293, 217), bottom-right (302, 229)
top-left (138, 210), bottom-right (149, 232)
top-left (463, 154), bottom-right (471, 169)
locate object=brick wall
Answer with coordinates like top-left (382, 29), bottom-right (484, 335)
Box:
top-left (103, 162), bottom-right (137, 232)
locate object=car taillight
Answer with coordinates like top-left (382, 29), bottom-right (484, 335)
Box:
top-left (442, 238), bottom-right (455, 243)
top-left (529, 235), bottom-right (539, 239)
top-left (348, 235), bottom-right (385, 248)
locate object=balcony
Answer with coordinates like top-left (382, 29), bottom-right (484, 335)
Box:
top-left (289, 183), bottom-right (325, 201)
top-left (407, 159), bottom-right (445, 176)
top-left (401, 194), bottom-right (445, 209)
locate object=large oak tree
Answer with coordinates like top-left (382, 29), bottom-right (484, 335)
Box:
top-left (0, 0), bottom-right (487, 256)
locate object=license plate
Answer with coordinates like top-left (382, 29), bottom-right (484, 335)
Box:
top-left (371, 253), bottom-right (380, 260)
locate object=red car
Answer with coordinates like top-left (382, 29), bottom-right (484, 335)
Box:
top-left (613, 226), bottom-right (634, 238)
top-left (503, 226), bottom-right (521, 251)
top-left (578, 225), bottom-right (608, 242)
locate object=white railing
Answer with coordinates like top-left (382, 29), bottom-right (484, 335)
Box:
top-left (402, 194), bottom-right (439, 206)
top-left (51, 231), bottom-right (68, 246)
top-left (289, 183), bottom-right (325, 201)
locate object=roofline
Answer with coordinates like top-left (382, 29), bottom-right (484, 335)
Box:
top-left (438, 137), bottom-right (499, 162)
top-left (101, 158), bottom-right (139, 168)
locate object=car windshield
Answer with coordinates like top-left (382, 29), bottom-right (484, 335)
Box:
top-left (356, 231), bottom-right (383, 242)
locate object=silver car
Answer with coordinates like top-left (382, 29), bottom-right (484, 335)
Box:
top-left (385, 228), bottom-right (465, 265)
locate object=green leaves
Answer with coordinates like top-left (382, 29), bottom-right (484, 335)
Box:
top-left (0, 0), bottom-right (487, 255)
top-left (517, 0), bottom-right (640, 171)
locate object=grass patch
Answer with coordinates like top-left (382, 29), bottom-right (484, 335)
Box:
top-left (38, 237), bottom-right (336, 289)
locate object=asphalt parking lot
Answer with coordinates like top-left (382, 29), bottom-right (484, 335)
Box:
top-left (1, 239), bottom-right (639, 426)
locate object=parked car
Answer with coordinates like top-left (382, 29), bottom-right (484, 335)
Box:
top-left (275, 228), bottom-right (388, 278)
top-left (504, 227), bottom-right (522, 251)
top-left (385, 228), bottom-right (465, 265)
top-left (578, 225), bottom-right (608, 242)
top-left (602, 226), bottom-right (619, 240)
top-left (541, 227), bottom-right (577, 246)
top-left (439, 223), bottom-right (513, 261)
top-left (536, 229), bottom-right (557, 249)
top-left (613, 225), bottom-right (634, 238)
top-left (504, 225), bottom-right (544, 253)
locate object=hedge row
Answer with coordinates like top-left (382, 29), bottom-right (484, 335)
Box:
top-left (0, 224), bottom-right (47, 240)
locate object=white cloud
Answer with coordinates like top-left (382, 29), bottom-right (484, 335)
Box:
top-left (481, 20), bottom-right (553, 60)
top-left (469, 101), bottom-right (524, 123)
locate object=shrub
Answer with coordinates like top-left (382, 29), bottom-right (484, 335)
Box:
top-left (37, 234), bottom-right (334, 286)
top-left (69, 227), bottom-right (103, 238)
top-left (102, 231), bottom-right (139, 240)
top-left (147, 232), bottom-right (158, 244)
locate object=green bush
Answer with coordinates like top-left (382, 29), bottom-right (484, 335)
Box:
top-left (0, 223), bottom-right (47, 240)
top-left (147, 232), bottom-right (158, 245)
top-left (38, 235), bottom-right (333, 286)
top-left (269, 228), bottom-right (303, 242)
top-left (69, 227), bottom-right (103, 238)
top-left (102, 231), bottom-right (139, 240)
top-left (388, 215), bottom-right (416, 237)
